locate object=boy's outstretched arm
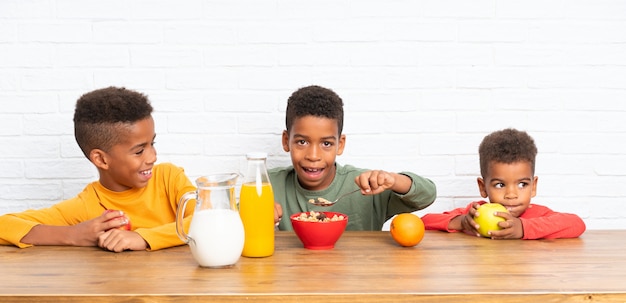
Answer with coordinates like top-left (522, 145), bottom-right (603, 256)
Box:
top-left (20, 210), bottom-right (130, 247)
top-left (354, 170), bottom-right (412, 195)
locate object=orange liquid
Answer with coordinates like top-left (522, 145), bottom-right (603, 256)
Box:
top-left (239, 182), bottom-right (275, 257)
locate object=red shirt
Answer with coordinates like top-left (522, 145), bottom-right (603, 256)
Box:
top-left (421, 201), bottom-right (586, 239)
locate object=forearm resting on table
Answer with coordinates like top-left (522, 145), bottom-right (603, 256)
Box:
top-left (21, 224), bottom-right (83, 246)
top-left (448, 215), bottom-right (463, 231)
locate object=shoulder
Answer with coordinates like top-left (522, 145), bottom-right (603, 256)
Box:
top-left (151, 163), bottom-right (188, 183)
top-left (520, 204), bottom-right (553, 216)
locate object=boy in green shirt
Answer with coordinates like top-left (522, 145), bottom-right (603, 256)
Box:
top-left (270, 85), bottom-right (436, 231)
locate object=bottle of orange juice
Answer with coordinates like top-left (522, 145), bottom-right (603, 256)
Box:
top-left (239, 152), bottom-right (275, 257)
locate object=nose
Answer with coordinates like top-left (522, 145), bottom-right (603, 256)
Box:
top-left (146, 145), bottom-right (157, 164)
top-left (504, 184), bottom-right (518, 199)
top-left (305, 144), bottom-right (321, 162)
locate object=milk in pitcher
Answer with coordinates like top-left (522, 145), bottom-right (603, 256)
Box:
top-left (187, 209), bottom-right (244, 268)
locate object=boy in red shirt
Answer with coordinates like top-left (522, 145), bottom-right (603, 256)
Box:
top-left (422, 128), bottom-right (585, 239)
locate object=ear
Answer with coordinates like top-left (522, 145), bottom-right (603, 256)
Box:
top-left (531, 176), bottom-right (538, 198)
top-left (281, 130), bottom-right (290, 152)
top-left (89, 149), bottom-right (109, 170)
top-left (477, 177), bottom-right (488, 198)
top-left (336, 134), bottom-right (346, 156)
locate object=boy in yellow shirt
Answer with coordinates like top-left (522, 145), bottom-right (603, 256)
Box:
top-left (0, 87), bottom-right (196, 252)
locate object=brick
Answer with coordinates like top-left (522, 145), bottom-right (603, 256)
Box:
top-left (0, 137), bottom-right (59, 158)
top-left (25, 159), bottom-right (95, 179)
top-left (19, 23), bottom-right (92, 43)
top-left (384, 21), bottom-right (457, 42)
top-left (163, 23), bottom-right (237, 45)
top-left (60, 136), bottom-right (85, 158)
top-left (23, 114), bottom-right (72, 135)
top-left (313, 20), bottom-right (386, 42)
top-left (562, 0), bottom-right (626, 20)
top-left (21, 71), bottom-right (92, 91)
top-left (0, 73), bottom-right (19, 90)
top-left (422, 0), bottom-right (495, 18)
top-left (459, 21), bottom-right (527, 42)
top-left (0, 45), bottom-right (53, 67)
top-left (241, 67), bottom-right (312, 90)
top-left (497, 0), bottom-right (562, 18)
top-left (0, 160), bottom-right (23, 178)
top-left (93, 23), bottom-right (162, 44)
top-left (202, 92), bottom-right (283, 112)
top-left (0, 0), bottom-right (55, 19)
top-left (237, 113), bottom-right (284, 134)
top-left (166, 69), bottom-right (238, 89)
top-left (56, 0), bottom-right (129, 19)
top-left (278, 44), bottom-right (352, 67)
top-left (203, 45), bottom-right (277, 67)
top-left (94, 70), bottom-right (165, 90)
top-left (129, 0), bottom-right (203, 19)
top-left (55, 46), bottom-right (129, 68)
top-left (0, 182), bottom-right (62, 200)
top-left (166, 113), bottom-right (238, 134)
top-left (0, 115), bottom-right (22, 135)
top-left (132, 47), bottom-right (203, 68)
top-left (0, 95), bottom-right (58, 113)
top-left (458, 67), bottom-right (526, 89)
top-left (0, 22), bottom-right (16, 42)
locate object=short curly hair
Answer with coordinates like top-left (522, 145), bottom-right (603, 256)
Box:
top-left (73, 86), bottom-right (153, 159)
top-left (479, 128), bottom-right (537, 178)
top-left (285, 85), bottom-right (344, 135)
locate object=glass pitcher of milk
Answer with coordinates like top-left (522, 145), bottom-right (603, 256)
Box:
top-left (176, 173), bottom-right (245, 268)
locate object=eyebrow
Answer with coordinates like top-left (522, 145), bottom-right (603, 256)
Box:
top-left (293, 135), bottom-right (338, 143)
top-left (131, 134), bottom-right (156, 150)
top-left (491, 177), bottom-right (532, 183)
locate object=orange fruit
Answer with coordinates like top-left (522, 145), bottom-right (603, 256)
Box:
top-left (390, 213), bottom-right (425, 247)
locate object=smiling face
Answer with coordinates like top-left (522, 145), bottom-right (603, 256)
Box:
top-left (282, 115), bottom-right (346, 191)
top-left (91, 117), bottom-right (157, 192)
top-left (477, 160), bottom-right (538, 217)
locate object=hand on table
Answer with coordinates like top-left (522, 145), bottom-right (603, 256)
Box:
top-left (486, 213), bottom-right (524, 240)
top-left (98, 229), bottom-right (148, 252)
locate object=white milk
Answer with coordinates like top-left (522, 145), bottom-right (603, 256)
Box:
top-left (187, 209), bottom-right (245, 268)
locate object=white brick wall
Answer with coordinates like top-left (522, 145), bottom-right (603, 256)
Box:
top-left (1, 0), bottom-right (625, 230)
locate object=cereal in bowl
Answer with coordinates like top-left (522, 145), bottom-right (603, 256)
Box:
top-left (293, 211), bottom-right (345, 222)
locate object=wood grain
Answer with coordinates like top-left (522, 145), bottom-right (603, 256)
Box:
top-left (1, 230), bottom-right (625, 302)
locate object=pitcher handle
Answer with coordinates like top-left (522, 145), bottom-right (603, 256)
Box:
top-left (176, 191), bottom-right (196, 243)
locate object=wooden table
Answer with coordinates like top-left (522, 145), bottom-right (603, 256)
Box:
top-left (1, 230), bottom-right (625, 302)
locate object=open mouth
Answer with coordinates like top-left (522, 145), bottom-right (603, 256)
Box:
top-left (302, 167), bottom-right (324, 179)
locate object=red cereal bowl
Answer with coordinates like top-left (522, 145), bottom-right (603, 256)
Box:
top-left (290, 211), bottom-right (348, 250)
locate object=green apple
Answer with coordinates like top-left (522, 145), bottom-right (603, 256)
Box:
top-left (474, 203), bottom-right (508, 238)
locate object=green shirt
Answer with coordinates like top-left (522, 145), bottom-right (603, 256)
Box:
top-left (269, 163), bottom-right (436, 231)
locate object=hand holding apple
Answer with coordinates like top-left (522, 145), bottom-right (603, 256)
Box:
top-left (104, 209), bottom-right (132, 231)
top-left (473, 203), bottom-right (508, 238)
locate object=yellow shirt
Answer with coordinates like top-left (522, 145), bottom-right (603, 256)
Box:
top-left (0, 163), bottom-right (196, 251)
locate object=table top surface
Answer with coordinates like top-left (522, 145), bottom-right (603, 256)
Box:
top-left (2, 230), bottom-right (625, 302)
